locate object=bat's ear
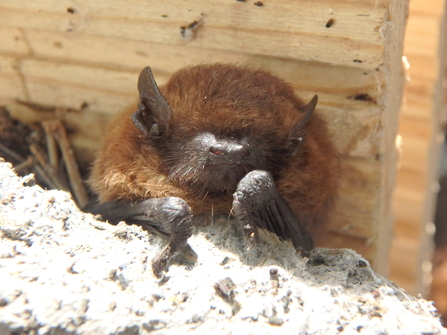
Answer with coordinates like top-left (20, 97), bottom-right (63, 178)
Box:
top-left (288, 95), bottom-right (318, 155)
top-left (132, 66), bottom-right (171, 139)
top-left (297, 95), bottom-right (317, 130)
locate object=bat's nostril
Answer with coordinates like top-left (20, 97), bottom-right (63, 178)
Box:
top-left (210, 146), bottom-right (223, 155)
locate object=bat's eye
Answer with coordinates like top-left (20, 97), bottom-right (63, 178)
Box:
top-left (241, 151), bottom-right (249, 157)
top-left (210, 147), bottom-right (222, 155)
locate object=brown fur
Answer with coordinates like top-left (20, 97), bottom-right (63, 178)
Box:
top-left (89, 64), bottom-right (339, 236)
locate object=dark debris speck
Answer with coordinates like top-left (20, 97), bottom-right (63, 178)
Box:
top-left (347, 93), bottom-right (375, 102)
top-left (325, 18), bottom-right (335, 28)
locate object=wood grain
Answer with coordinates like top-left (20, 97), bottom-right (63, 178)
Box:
top-left (0, 56), bottom-right (27, 101)
top-left (0, 0), bottom-right (389, 69)
top-left (0, 26), bottom-right (29, 56)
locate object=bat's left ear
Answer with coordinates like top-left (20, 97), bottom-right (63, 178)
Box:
top-left (132, 66), bottom-right (172, 140)
top-left (288, 95), bottom-right (318, 155)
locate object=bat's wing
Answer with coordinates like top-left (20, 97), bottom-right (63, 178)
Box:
top-left (233, 170), bottom-right (314, 252)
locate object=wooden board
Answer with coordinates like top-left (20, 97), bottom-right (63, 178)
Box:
top-left (0, 56), bottom-right (27, 101)
top-left (389, 0), bottom-right (447, 294)
top-left (0, 0), bottom-right (389, 69)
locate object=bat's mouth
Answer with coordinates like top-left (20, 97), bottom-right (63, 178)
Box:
top-left (206, 162), bottom-right (252, 174)
top-left (193, 163), bottom-right (252, 195)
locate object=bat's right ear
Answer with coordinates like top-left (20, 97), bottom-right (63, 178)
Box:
top-left (132, 66), bottom-right (171, 139)
top-left (296, 95), bottom-right (318, 130)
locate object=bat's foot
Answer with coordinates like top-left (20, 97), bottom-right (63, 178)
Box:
top-left (233, 170), bottom-right (313, 252)
top-left (148, 197), bottom-right (194, 278)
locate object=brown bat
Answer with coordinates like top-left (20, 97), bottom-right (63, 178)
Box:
top-left (88, 64), bottom-right (339, 277)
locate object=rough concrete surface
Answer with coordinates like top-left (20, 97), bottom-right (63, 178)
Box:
top-left (0, 159), bottom-right (445, 335)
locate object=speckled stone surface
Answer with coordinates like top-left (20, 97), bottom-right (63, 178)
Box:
top-left (0, 159), bottom-right (445, 335)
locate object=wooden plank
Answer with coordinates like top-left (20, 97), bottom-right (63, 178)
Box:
top-left (20, 28), bottom-right (386, 102)
top-left (0, 26), bottom-right (29, 56)
top-left (403, 102), bottom-right (433, 120)
top-left (399, 117), bottom-right (431, 139)
top-left (363, 0), bottom-right (409, 277)
top-left (389, 234), bottom-right (422, 289)
top-left (323, 105), bottom-right (382, 157)
top-left (398, 138), bottom-right (430, 173)
top-left (0, 0), bottom-right (389, 69)
top-left (21, 28), bottom-right (223, 72)
top-left (19, 59), bottom-right (136, 112)
top-left (20, 59), bottom-right (138, 92)
top-left (389, 0), bottom-right (446, 294)
top-left (0, 56), bottom-right (27, 101)
top-left (395, 169), bottom-right (429, 200)
top-left (397, 117), bottom-right (433, 173)
top-left (329, 157), bottom-right (381, 239)
top-left (404, 16), bottom-right (441, 56)
top-left (404, 55), bottom-right (439, 80)
top-left (409, 0), bottom-right (445, 13)
top-left (394, 192), bottom-right (425, 228)
top-left (21, 27), bottom-right (386, 84)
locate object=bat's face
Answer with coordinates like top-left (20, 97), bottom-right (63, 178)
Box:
top-left (132, 65), bottom-right (317, 197)
top-left (163, 131), bottom-right (287, 196)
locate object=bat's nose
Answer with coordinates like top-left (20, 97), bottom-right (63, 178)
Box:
top-left (210, 141), bottom-right (249, 164)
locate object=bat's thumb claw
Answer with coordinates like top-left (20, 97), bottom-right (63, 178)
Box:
top-left (151, 244), bottom-right (173, 278)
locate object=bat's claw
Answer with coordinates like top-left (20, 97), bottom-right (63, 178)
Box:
top-left (150, 197), bottom-right (194, 278)
top-left (152, 244), bottom-right (173, 278)
top-left (233, 201), bottom-right (259, 247)
top-left (88, 196), bottom-right (195, 279)
top-left (151, 242), bottom-right (198, 278)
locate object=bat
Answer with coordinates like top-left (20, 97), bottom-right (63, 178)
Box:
top-left (88, 64), bottom-right (339, 277)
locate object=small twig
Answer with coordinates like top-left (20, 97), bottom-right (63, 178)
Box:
top-left (33, 164), bottom-right (58, 189)
top-left (0, 143), bottom-right (25, 163)
top-left (42, 122), bottom-right (60, 169)
top-left (13, 156), bottom-right (34, 174)
top-left (29, 144), bottom-right (68, 191)
top-left (28, 143), bottom-right (48, 168)
top-left (15, 99), bottom-right (59, 113)
top-left (46, 120), bottom-right (89, 208)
